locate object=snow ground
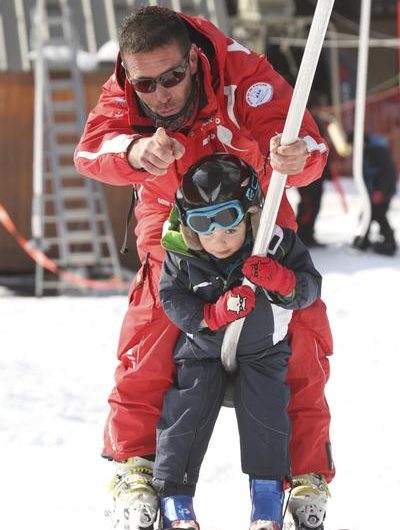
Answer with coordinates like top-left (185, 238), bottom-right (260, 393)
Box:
top-left (1, 180), bottom-right (399, 530)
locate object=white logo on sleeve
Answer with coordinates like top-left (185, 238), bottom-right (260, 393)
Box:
top-left (246, 83), bottom-right (273, 107)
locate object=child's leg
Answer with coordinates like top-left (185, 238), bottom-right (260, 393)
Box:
top-left (153, 358), bottom-right (226, 527)
top-left (235, 341), bottom-right (291, 480)
top-left (250, 479), bottom-right (284, 530)
top-left (159, 496), bottom-right (199, 530)
top-left (235, 341), bottom-right (291, 529)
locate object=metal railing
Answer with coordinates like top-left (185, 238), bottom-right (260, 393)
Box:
top-left (0, 0), bottom-right (230, 71)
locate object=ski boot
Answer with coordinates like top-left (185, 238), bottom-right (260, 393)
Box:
top-left (372, 229), bottom-right (397, 256)
top-left (288, 474), bottom-right (330, 530)
top-left (107, 456), bottom-right (158, 529)
top-left (160, 495), bottom-right (199, 530)
top-left (249, 479), bottom-right (284, 530)
top-left (352, 234), bottom-right (370, 251)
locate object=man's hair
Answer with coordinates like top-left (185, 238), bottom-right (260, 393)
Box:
top-left (119, 6), bottom-right (191, 59)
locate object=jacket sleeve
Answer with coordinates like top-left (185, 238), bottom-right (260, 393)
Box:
top-left (228, 51), bottom-right (328, 187)
top-left (74, 74), bottom-right (149, 186)
top-left (267, 226), bottom-right (322, 310)
top-left (159, 253), bottom-right (207, 334)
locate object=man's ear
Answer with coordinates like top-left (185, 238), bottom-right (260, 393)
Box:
top-left (189, 44), bottom-right (199, 75)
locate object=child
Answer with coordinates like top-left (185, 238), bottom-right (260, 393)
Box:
top-left (153, 153), bottom-right (323, 530)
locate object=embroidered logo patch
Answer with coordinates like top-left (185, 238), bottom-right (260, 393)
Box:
top-left (246, 83), bottom-right (273, 107)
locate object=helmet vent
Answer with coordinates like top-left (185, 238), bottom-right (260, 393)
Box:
top-left (211, 183), bottom-right (221, 202)
top-left (197, 185), bottom-right (212, 203)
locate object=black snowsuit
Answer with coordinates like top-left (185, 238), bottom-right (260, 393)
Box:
top-left (153, 220), bottom-right (322, 497)
top-left (363, 134), bottom-right (397, 250)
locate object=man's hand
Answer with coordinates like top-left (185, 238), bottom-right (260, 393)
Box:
top-left (128, 127), bottom-right (185, 175)
top-left (203, 285), bottom-right (255, 331)
top-left (269, 134), bottom-right (308, 175)
top-left (242, 255), bottom-right (296, 297)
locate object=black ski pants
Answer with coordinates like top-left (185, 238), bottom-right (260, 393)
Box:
top-left (153, 341), bottom-right (291, 497)
top-left (370, 200), bottom-right (395, 240)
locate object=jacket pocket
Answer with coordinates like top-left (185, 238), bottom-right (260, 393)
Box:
top-left (128, 252), bottom-right (160, 312)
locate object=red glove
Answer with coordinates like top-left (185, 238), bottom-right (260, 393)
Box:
top-left (203, 285), bottom-right (256, 331)
top-left (371, 190), bottom-right (385, 205)
top-left (242, 255), bottom-right (296, 296)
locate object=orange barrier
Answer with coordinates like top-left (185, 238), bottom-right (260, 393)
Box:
top-left (0, 202), bottom-right (129, 291)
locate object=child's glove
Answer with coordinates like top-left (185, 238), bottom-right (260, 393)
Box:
top-left (242, 255), bottom-right (296, 297)
top-left (203, 285), bottom-right (255, 331)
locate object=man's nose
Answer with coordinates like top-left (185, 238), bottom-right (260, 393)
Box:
top-left (155, 83), bottom-right (171, 102)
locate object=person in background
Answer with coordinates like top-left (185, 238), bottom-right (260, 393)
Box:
top-left (296, 156), bottom-right (330, 247)
top-left (74, 6), bottom-right (334, 530)
top-left (153, 153), bottom-right (323, 530)
top-left (352, 133), bottom-right (398, 256)
top-left (295, 109), bottom-right (336, 248)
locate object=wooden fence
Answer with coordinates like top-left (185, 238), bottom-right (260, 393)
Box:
top-left (0, 70), bottom-right (139, 273)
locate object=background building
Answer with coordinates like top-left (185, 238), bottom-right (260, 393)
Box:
top-left (0, 0), bottom-right (398, 275)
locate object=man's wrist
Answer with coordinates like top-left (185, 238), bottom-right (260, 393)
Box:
top-left (127, 136), bottom-right (143, 169)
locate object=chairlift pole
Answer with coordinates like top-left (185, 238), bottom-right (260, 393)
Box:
top-left (32, 0), bottom-right (46, 296)
top-left (221, 0), bottom-right (336, 372)
top-left (352, 0), bottom-right (372, 242)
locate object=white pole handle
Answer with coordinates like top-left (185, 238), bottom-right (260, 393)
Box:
top-left (221, 0), bottom-right (336, 372)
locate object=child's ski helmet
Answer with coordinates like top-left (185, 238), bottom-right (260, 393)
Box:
top-left (176, 153), bottom-right (263, 217)
top-left (175, 153), bottom-right (264, 250)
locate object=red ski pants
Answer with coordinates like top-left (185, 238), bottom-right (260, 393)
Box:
top-left (104, 256), bottom-right (335, 482)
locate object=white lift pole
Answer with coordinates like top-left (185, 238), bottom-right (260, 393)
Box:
top-left (352, 0), bottom-right (372, 241)
top-left (32, 0), bottom-right (46, 296)
top-left (221, 0), bottom-right (336, 373)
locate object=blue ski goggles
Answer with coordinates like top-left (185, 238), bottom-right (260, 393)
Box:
top-left (185, 200), bottom-right (245, 235)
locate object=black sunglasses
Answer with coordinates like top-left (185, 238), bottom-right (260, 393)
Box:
top-left (127, 55), bottom-right (190, 94)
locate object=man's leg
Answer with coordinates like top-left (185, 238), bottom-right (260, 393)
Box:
top-left (287, 298), bottom-right (334, 530)
top-left (104, 260), bottom-right (180, 529)
top-left (103, 260), bottom-right (180, 460)
top-left (287, 298), bottom-right (334, 480)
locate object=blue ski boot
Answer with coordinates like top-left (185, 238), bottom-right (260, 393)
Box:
top-left (249, 479), bottom-right (284, 530)
top-left (160, 495), bottom-right (199, 530)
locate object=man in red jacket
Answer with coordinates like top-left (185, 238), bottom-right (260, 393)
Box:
top-left (75, 7), bottom-right (334, 530)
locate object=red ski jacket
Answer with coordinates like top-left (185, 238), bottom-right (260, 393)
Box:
top-left (74, 13), bottom-right (328, 266)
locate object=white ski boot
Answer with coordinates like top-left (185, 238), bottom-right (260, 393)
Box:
top-left (107, 456), bottom-right (158, 530)
top-left (288, 474), bottom-right (330, 530)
